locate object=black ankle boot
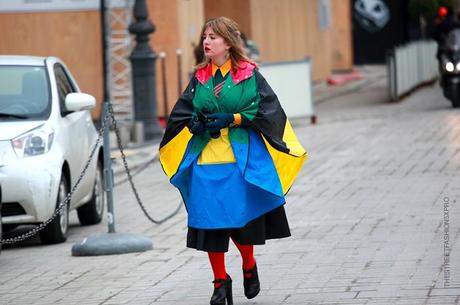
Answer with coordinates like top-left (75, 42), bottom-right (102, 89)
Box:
top-left (210, 274), bottom-right (233, 305)
top-left (243, 263), bottom-right (260, 299)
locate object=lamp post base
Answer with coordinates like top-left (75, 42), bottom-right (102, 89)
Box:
top-left (71, 233), bottom-right (153, 256)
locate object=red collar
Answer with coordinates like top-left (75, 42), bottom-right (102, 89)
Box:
top-left (195, 61), bottom-right (256, 85)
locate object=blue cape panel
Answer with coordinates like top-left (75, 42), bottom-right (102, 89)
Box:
top-left (238, 129), bottom-right (284, 198)
top-left (171, 129), bottom-right (285, 229)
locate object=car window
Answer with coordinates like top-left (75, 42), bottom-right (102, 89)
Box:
top-left (0, 66), bottom-right (51, 121)
top-left (54, 64), bottom-right (76, 116)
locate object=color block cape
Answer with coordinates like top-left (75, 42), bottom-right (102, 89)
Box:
top-left (159, 61), bottom-right (307, 229)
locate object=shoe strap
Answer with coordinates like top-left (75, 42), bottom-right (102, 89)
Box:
top-left (243, 272), bottom-right (253, 279)
top-left (212, 276), bottom-right (228, 288)
top-left (243, 265), bottom-right (256, 279)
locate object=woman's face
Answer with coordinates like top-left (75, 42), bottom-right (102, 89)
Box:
top-left (202, 27), bottom-right (230, 63)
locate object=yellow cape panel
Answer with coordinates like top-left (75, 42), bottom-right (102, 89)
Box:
top-left (159, 127), bottom-right (193, 178)
top-left (198, 128), bottom-right (236, 165)
top-left (262, 119), bottom-right (308, 194)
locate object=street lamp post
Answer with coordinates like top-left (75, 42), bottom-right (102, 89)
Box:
top-left (129, 0), bottom-right (162, 140)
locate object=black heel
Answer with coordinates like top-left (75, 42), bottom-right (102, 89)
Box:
top-left (210, 274), bottom-right (233, 305)
top-left (243, 263), bottom-right (260, 299)
top-left (226, 279), bottom-right (233, 305)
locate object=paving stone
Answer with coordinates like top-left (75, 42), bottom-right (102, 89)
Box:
top-left (1, 67), bottom-right (460, 304)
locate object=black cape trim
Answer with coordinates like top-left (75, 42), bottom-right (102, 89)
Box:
top-left (159, 76), bottom-right (197, 148)
top-left (252, 70), bottom-right (290, 154)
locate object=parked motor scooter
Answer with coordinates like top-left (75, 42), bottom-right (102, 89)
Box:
top-left (439, 28), bottom-right (460, 108)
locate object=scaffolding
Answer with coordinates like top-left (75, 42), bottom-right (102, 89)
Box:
top-left (103, 0), bottom-right (135, 125)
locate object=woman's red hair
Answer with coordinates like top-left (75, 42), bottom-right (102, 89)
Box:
top-left (195, 16), bottom-right (256, 72)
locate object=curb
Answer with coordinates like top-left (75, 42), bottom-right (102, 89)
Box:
top-left (313, 74), bottom-right (386, 105)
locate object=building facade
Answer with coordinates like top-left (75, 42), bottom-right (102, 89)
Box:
top-left (0, 0), bottom-right (353, 120)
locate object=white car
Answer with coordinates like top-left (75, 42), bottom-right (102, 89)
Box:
top-left (0, 56), bottom-right (104, 244)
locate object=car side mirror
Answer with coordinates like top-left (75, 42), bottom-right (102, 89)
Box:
top-left (65, 93), bottom-right (96, 112)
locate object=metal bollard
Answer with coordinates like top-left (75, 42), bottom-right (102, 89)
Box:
top-left (159, 52), bottom-right (169, 123)
top-left (176, 48), bottom-right (183, 97)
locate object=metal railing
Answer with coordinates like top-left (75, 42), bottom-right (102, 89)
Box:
top-left (387, 40), bottom-right (438, 101)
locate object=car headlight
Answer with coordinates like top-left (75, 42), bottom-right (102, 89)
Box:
top-left (12, 125), bottom-right (54, 158)
top-left (446, 62), bottom-right (455, 72)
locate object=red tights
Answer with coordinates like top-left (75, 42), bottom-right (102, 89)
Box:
top-left (208, 239), bottom-right (256, 283)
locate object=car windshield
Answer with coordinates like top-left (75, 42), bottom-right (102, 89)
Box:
top-left (0, 65), bottom-right (50, 121)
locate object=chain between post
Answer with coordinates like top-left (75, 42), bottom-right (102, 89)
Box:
top-left (108, 104), bottom-right (183, 224)
top-left (1, 105), bottom-right (183, 245)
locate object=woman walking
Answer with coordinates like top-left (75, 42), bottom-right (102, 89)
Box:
top-left (159, 16), bottom-right (307, 305)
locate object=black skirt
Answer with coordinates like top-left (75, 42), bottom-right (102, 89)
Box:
top-left (186, 205), bottom-right (291, 252)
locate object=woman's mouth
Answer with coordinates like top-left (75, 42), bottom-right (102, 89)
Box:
top-left (204, 47), bottom-right (211, 52)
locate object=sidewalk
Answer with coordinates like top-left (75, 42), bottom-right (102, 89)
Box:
top-left (2, 65), bottom-right (459, 305)
top-left (313, 65), bottom-right (387, 105)
top-left (111, 142), bottom-right (160, 177)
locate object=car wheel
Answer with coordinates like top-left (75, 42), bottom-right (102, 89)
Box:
top-left (77, 161), bottom-right (105, 225)
top-left (39, 175), bottom-right (69, 244)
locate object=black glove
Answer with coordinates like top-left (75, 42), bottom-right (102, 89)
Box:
top-left (205, 113), bottom-right (234, 134)
top-left (189, 115), bottom-right (206, 135)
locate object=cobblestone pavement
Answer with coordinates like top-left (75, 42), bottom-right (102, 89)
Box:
top-left (1, 69), bottom-right (460, 305)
